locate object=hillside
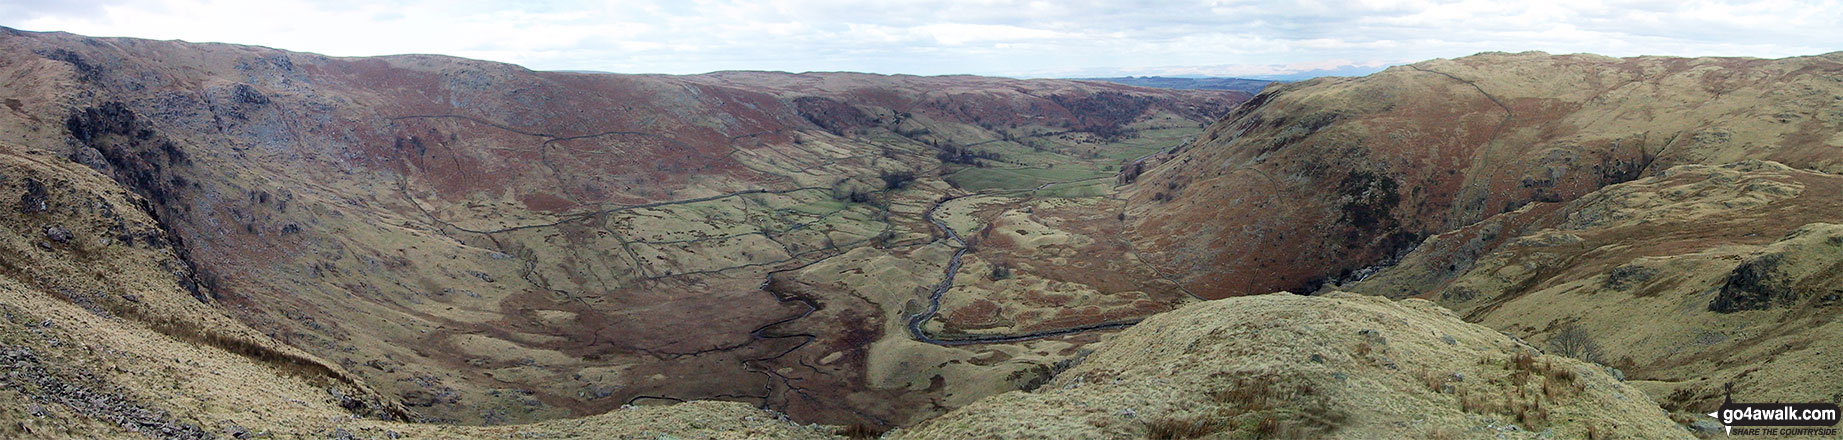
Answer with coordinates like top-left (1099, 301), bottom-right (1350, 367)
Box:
top-left (3, 27), bottom-right (1839, 438)
top-left (1118, 50), bottom-right (1843, 432)
top-left (1127, 51), bottom-right (1843, 298)
top-left (0, 141), bottom-right (410, 438)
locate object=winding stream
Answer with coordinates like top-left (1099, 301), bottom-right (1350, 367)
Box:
top-left (904, 194), bottom-right (1140, 346)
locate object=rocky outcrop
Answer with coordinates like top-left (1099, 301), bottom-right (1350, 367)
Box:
top-left (1709, 224), bottom-right (1843, 312)
top-left (0, 143), bottom-right (416, 437)
top-left (1342, 161), bottom-right (1843, 419)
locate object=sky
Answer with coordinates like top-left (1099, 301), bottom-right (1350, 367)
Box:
top-left (3, 0), bottom-right (1840, 78)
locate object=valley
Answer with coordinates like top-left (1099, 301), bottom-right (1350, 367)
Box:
top-left (1, 27), bottom-right (1244, 430)
top-left (1, 25), bottom-right (1840, 439)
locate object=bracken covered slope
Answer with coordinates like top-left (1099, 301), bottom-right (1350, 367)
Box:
top-left (1128, 51), bottom-right (1843, 298)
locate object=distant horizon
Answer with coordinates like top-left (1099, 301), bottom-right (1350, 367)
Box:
top-left (550, 67), bottom-right (1361, 81)
top-left (5, 0), bottom-right (1836, 78)
top-left (5, 23), bottom-right (1396, 80)
top-left (12, 23), bottom-right (1838, 83)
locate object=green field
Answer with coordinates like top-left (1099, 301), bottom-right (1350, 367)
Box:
top-left (1030, 178), bottom-right (1115, 198)
top-left (940, 118), bottom-right (1196, 193)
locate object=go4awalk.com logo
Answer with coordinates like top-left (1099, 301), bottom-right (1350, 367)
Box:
top-left (1708, 386), bottom-right (1840, 436)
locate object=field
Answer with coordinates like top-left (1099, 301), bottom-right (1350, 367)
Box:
top-left (943, 120), bottom-right (1198, 192)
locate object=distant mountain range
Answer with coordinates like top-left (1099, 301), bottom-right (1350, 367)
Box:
top-left (1075, 76), bottom-right (1276, 93)
top-left (1077, 64), bottom-right (1397, 91)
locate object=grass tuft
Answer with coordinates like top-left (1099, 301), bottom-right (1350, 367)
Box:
top-left (835, 422), bottom-right (885, 439)
top-left (1144, 417), bottom-right (1221, 439)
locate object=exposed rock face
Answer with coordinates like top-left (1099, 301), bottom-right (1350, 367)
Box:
top-left (0, 143), bottom-right (409, 437)
top-left (1709, 225), bottom-right (1843, 312)
top-left (1129, 51), bottom-right (1843, 299)
top-left (898, 293), bottom-right (1690, 439)
top-left (1711, 253), bottom-right (1794, 312)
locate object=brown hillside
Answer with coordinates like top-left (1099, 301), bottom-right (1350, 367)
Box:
top-left (1342, 160), bottom-right (1843, 419)
top-left (1128, 51), bottom-right (1843, 299)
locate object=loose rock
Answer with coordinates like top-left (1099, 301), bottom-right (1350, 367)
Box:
top-left (20, 177), bottom-right (49, 213)
top-left (44, 225), bottom-right (72, 243)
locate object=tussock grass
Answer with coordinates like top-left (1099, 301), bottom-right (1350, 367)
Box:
top-left (1143, 417), bottom-right (1221, 439)
top-left (835, 422), bottom-right (885, 439)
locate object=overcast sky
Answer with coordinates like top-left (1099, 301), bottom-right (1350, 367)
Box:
top-left (4, 0), bottom-right (1839, 78)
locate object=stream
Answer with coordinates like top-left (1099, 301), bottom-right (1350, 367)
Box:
top-left (904, 195), bottom-right (1140, 346)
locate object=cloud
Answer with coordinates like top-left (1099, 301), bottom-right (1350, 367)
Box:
top-left (917, 23), bottom-right (1065, 45)
top-left (0, 0), bottom-right (135, 21)
top-left (4, 0), bottom-right (1839, 77)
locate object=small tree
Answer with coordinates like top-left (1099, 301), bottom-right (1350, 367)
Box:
top-left (879, 171), bottom-right (916, 190)
top-left (1548, 324), bottom-right (1605, 365)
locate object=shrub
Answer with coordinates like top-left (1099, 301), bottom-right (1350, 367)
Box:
top-left (835, 423), bottom-right (884, 439)
top-left (878, 171), bottom-right (916, 190)
top-left (989, 264), bottom-right (1011, 281)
